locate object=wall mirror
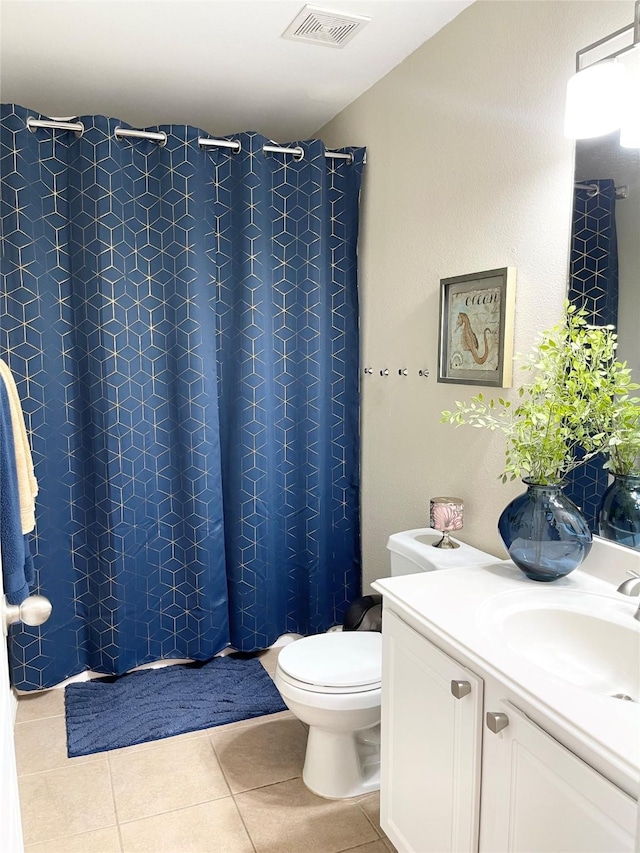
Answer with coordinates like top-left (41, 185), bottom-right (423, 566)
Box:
top-left (564, 3), bottom-right (640, 549)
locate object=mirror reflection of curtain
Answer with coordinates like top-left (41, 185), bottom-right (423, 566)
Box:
top-left (565, 180), bottom-right (619, 532)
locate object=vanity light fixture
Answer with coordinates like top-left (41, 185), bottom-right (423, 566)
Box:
top-left (565, 0), bottom-right (640, 145)
top-left (564, 60), bottom-right (625, 139)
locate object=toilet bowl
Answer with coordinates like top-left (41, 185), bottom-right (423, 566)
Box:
top-left (275, 631), bottom-right (382, 799)
top-left (275, 528), bottom-right (498, 800)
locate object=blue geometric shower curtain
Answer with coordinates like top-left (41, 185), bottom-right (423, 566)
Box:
top-left (214, 136), bottom-right (363, 649)
top-left (0, 104), bottom-right (364, 690)
top-left (565, 179), bottom-right (619, 531)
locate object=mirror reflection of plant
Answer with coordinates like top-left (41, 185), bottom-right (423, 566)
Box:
top-left (441, 304), bottom-right (640, 485)
top-left (604, 395), bottom-right (640, 476)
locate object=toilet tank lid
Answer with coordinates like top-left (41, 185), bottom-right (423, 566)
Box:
top-left (387, 528), bottom-right (498, 571)
top-left (277, 632), bottom-right (382, 689)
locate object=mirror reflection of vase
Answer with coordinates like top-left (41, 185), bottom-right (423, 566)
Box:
top-left (498, 479), bottom-right (592, 582)
top-left (598, 473), bottom-right (640, 551)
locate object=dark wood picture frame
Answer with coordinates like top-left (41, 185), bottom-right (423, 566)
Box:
top-left (438, 267), bottom-right (516, 388)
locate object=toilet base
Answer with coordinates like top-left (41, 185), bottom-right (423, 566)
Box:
top-left (302, 724), bottom-right (381, 800)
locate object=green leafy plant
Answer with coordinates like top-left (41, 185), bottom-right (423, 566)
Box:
top-left (441, 304), bottom-right (640, 485)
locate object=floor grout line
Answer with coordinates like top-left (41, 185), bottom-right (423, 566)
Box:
top-left (15, 713), bottom-right (65, 724)
top-left (338, 842), bottom-right (386, 853)
top-left (16, 757), bottom-right (110, 780)
top-left (20, 816), bottom-right (119, 849)
top-left (104, 756), bottom-right (125, 853)
top-left (230, 772), bottom-right (305, 797)
top-left (22, 825), bottom-right (121, 851)
top-left (105, 754), bottom-right (120, 819)
top-left (115, 792), bottom-right (237, 826)
top-left (357, 799), bottom-right (383, 838)
top-left (230, 791), bottom-right (258, 853)
top-left (208, 732), bottom-right (234, 795)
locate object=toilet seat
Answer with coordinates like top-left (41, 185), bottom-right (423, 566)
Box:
top-left (277, 632), bottom-right (381, 694)
top-left (277, 668), bottom-right (381, 695)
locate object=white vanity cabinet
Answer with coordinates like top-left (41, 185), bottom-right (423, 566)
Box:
top-left (480, 695), bottom-right (636, 853)
top-left (381, 608), bottom-right (483, 853)
top-left (381, 605), bottom-right (637, 853)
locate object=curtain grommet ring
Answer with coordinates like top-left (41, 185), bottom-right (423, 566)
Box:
top-left (26, 117), bottom-right (85, 139)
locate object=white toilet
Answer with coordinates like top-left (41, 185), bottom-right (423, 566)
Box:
top-left (275, 527), bottom-right (497, 799)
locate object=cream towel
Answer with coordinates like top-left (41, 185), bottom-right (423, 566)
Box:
top-left (0, 359), bottom-right (38, 533)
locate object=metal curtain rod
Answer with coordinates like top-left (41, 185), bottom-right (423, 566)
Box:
top-left (27, 117), bottom-right (84, 135)
top-left (574, 182), bottom-right (600, 196)
top-left (25, 118), bottom-right (355, 164)
top-left (574, 181), bottom-right (628, 200)
top-left (325, 151), bottom-right (354, 162)
top-left (114, 126), bottom-right (167, 146)
top-left (198, 136), bottom-right (354, 164)
top-left (198, 137), bottom-right (242, 153)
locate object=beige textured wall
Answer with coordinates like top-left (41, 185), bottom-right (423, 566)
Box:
top-left (318, 0), bottom-right (635, 591)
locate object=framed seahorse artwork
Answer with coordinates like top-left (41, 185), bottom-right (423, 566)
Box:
top-left (437, 267), bottom-right (516, 387)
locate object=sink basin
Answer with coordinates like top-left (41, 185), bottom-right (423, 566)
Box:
top-left (478, 589), bottom-right (640, 702)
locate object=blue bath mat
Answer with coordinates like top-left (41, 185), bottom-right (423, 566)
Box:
top-left (65, 656), bottom-right (287, 757)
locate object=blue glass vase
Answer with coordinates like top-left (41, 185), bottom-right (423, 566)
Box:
top-left (498, 479), bottom-right (592, 582)
top-left (598, 473), bottom-right (640, 551)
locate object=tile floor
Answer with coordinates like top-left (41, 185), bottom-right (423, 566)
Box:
top-left (15, 648), bottom-right (397, 853)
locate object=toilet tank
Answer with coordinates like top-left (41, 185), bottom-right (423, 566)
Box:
top-left (387, 528), bottom-right (498, 577)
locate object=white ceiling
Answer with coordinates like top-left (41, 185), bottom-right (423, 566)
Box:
top-left (0, 0), bottom-right (473, 141)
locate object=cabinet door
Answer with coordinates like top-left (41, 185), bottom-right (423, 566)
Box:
top-left (381, 608), bottom-right (483, 853)
top-left (480, 699), bottom-right (637, 853)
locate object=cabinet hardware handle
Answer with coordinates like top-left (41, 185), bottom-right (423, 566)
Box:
top-left (450, 680), bottom-right (471, 699)
top-left (486, 711), bottom-right (509, 733)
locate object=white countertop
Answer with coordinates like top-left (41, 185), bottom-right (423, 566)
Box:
top-left (373, 560), bottom-right (640, 797)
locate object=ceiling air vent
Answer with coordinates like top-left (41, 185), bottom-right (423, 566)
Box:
top-left (282, 5), bottom-right (370, 49)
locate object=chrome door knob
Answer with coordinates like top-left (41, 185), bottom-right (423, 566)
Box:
top-left (3, 594), bottom-right (52, 632)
